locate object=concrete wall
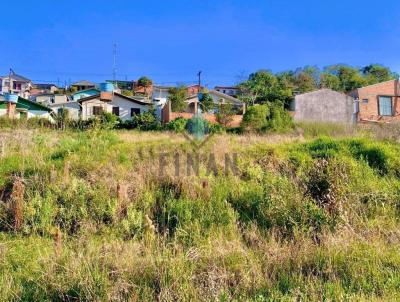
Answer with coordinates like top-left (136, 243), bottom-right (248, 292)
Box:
top-left (294, 89), bottom-right (355, 124)
top-left (51, 102), bottom-right (81, 120)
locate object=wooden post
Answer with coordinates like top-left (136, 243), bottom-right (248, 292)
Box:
top-left (11, 178), bottom-right (25, 231)
top-left (63, 161), bottom-right (70, 184)
top-left (54, 227), bottom-right (62, 257)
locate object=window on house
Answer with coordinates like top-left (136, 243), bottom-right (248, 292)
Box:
top-left (92, 106), bottom-right (103, 116)
top-left (378, 96), bottom-right (393, 116)
top-left (112, 107), bottom-right (120, 116)
top-left (13, 82), bottom-right (22, 90)
top-left (131, 108), bottom-right (141, 116)
top-left (362, 99), bottom-right (369, 104)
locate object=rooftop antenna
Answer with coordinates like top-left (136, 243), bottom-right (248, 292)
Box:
top-left (113, 43), bottom-right (117, 87)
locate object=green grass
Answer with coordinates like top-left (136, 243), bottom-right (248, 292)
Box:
top-left (1, 126), bottom-right (400, 301)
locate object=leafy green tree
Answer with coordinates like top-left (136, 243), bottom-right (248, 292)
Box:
top-left (165, 117), bottom-right (188, 133)
top-left (324, 65), bottom-right (366, 92)
top-left (168, 85), bottom-right (188, 112)
top-left (361, 64), bottom-right (395, 85)
top-left (241, 104), bottom-right (269, 132)
top-left (199, 92), bottom-right (214, 112)
top-left (293, 66), bottom-right (319, 93)
top-left (320, 73), bottom-right (341, 91)
top-left (121, 110), bottom-right (160, 131)
top-left (241, 103), bottom-right (293, 133)
top-left (239, 70), bottom-right (291, 105)
top-left (216, 101), bottom-right (236, 127)
top-left (137, 76), bottom-right (153, 95)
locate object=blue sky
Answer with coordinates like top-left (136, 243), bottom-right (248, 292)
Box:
top-left (0, 0), bottom-right (399, 87)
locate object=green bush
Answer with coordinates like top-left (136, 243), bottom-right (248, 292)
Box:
top-left (306, 137), bottom-right (341, 159)
top-left (266, 103), bottom-right (294, 132)
top-left (241, 104), bottom-right (270, 132)
top-left (241, 103), bottom-right (293, 133)
top-left (120, 110), bottom-right (161, 131)
top-left (165, 117), bottom-right (188, 133)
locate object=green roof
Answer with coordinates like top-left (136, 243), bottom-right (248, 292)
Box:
top-left (0, 96), bottom-right (52, 112)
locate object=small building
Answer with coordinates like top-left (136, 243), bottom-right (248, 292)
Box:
top-left (71, 80), bottom-right (96, 91)
top-left (49, 101), bottom-right (81, 120)
top-left (31, 93), bottom-right (70, 106)
top-left (71, 88), bottom-right (100, 101)
top-left (0, 70), bottom-right (32, 99)
top-left (0, 95), bottom-right (52, 120)
top-left (32, 83), bottom-right (60, 94)
top-left (214, 86), bottom-right (240, 97)
top-left (78, 91), bottom-right (152, 121)
top-left (293, 89), bottom-right (356, 124)
top-left (152, 86), bottom-right (172, 117)
top-left (349, 79), bottom-right (400, 123)
top-left (186, 90), bottom-right (245, 114)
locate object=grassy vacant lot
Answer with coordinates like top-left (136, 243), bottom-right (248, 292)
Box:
top-left (1, 123), bottom-right (400, 301)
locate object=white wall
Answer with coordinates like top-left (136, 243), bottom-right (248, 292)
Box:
top-left (81, 98), bottom-right (111, 120)
top-left (0, 108), bottom-right (52, 121)
top-left (81, 95), bottom-right (150, 121)
top-left (51, 102), bottom-right (81, 120)
top-left (27, 111), bottom-right (52, 120)
top-left (111, 95), bottom-right (149, 121)
top-left (152, 89), bottom-right (169, 118)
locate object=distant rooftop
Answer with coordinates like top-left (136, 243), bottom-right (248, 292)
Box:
top-left (215, 86), bottom-right (239, 90)
top-left (71, 80), bottom-right (96, 87)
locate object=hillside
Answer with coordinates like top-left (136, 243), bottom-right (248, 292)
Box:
top-left (1, 126), bottom-right (400, 301)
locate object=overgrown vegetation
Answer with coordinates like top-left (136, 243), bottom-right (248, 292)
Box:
top-left (1, 124), bottom-right (400, 301)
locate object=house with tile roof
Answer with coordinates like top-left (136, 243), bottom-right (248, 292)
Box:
top-left (71, 80), bottom-right (96, 91)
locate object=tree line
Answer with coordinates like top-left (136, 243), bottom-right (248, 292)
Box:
top-left (238, 64), bottom-right (398, 106)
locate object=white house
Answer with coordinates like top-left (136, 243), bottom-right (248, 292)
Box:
top-left (186, 90), bottom-right (245, 114)
top-left (0, 95), bottom-right (53, 120)
top-left (152, 86), bottom-right (172, 117)
top-left (0, 70), bottom-right (32, 99)
top-left (214, 86), bottom-right (240, 97)
top-left (79, 92), bottom-right (152, 121)
top-left (49, 101), bottom-right (81, 120)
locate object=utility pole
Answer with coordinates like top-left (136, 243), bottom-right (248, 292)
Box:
top-left (8, 68), bottom-right (12, 94)
top-left (197, 70), bottom-right (202, 91)
top-left (113, 43), bottom-right (117, 86)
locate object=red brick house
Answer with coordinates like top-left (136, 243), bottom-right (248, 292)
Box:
top-left (350, 79), bottom-right (400, 123)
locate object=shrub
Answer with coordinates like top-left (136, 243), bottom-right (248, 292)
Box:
top-left (241, 104), bottom-right (270, 132)
top-left (241, 103), bottom-right (294, 133)
top-left (165, 117), bottom-right (188, 133)
top-left (306, 137), bottom-right (341, 159)
top-left (266, 104), bottom-right (294, 132)
top-left (216, 102), bottom-right (236, 127)
top-left (120, 110), bottom-right (161, 131)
